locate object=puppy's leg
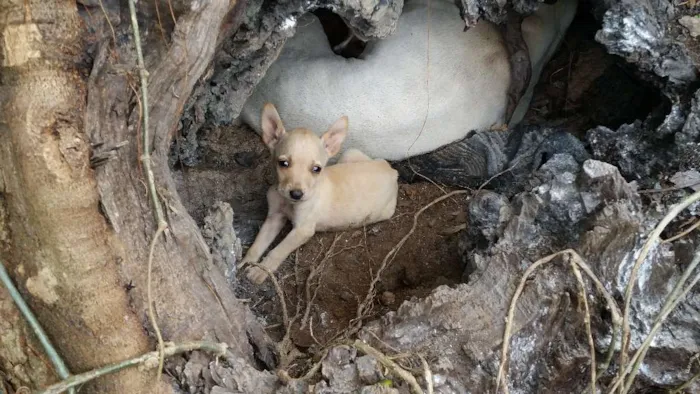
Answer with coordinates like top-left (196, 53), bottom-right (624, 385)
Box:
top-left (381, 196), bottom-right (397, 221)
top-left (241, 187), bottom-right (286, 266)
top-left (246, 224), bottom-right (315, 285)
top-left (338, 148), bottom-right (372, 163)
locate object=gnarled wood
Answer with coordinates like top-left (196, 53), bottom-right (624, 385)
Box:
top-left (1, 0), bottom-right (253, 391)
top-left (0, 1), bottom-right (152, 392)
top-left (86, 0), bottom-right (253, 358)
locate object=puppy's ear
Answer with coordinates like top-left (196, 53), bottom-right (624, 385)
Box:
top-left (321, 116), bottom-right (348, 157)
top-left (261, 103), bottom-right (286, 150)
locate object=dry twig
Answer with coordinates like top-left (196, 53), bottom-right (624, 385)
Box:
top-left (638, 182), bottom-right (700, 195)
top-left (146, 224), bottom-right (167, 381)
top-left (662, 217), bottom-right (700, 244)
top-left (153, 0), bottom-right (166, 42)
top-left (97, 0), bottom-right (116, 44)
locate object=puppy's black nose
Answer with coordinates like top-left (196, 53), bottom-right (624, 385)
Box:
top-left (289, 190), bottom-right (304, 200)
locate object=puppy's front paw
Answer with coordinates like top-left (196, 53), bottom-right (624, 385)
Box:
top-left (238, 256), bottom-right (255, 270)
top-left (245, 266), bottom-right (270, 285)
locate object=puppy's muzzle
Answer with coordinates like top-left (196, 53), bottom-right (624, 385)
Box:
top-left (289, 189), bottom-right (304, 201)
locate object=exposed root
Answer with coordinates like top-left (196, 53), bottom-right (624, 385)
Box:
top-left (353, 340), bottom-right (424, 394)
top-left (309, 315), bottom-right (322, 346)
top-left (570, 260), bottom-right (596, 394)
top-left (248, 263), bottom-right (290, 333)
top-left (247, 261), bottom-right (308, 369)
top-left (419, 354), bottom-right (434, 394)
top-left (638, 182), bottom-right (700, 194)
top-left (301, 234), bottom-right (342, 330)
top-left (662, 217), bottom-right (700, 244)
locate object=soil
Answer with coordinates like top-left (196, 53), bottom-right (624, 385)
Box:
top-left (241, 183), bottom-right (468, 349)
top-left (521, 4), bottom-right (662, 135)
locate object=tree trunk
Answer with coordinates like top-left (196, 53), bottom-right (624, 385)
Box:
top-left (0, 0), bottom-right (252, 392)
top-left (0, 286), bottom-right (58, 391)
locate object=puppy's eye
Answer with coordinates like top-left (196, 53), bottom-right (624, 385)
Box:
top-left (312, 165), bottom-right (322, 173)
top-left (278, 160), bottom-right (289, 168)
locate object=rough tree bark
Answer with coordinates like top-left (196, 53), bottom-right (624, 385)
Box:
top-left (0, 0), bottom-right (253, 392)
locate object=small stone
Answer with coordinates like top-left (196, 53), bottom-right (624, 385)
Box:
top-left (466, 190), bottom-right (512, 243)
top-left (322, 346), bottom-right (360, 390)
top-left (325, 346), bottom-right (356, 365)
top-left (432, 374), bottom-right (447, 387)
top-left (276, 379), bottom-right (309, 394)
top-left (210, 387), bottom-right (236, 394)
top-left (670, 170), bottom-right (700, 191)
top-left (679, 15), bottom-right (700, 38)
top-left (582, 159), bottom-right (618, 179)
top-left (380, 291), bottom-right (395, 306)
top-left (404, 187), bottom-right (417, 199)
top-left (356, 355), bottom-right (383, 384)
top-left (183, 351), bottom-right (208, 391)
top-left (340, 290), bottom-right (354, 302)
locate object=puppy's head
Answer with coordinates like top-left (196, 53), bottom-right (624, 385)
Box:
top-left (260, 103), bottom-right (348, 203)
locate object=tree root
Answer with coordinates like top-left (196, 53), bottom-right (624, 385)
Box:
top-left (353, 340), bottom-right (425, 394)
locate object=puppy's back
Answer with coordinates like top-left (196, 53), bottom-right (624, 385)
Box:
top-left (316, 160), bottom-right (398, 231)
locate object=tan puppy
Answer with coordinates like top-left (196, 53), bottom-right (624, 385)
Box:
top-left (242, 104), bottom-right (399, 284)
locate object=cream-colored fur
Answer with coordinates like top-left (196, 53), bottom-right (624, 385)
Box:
top-left (241, 0), bottom-right (578, 161)
top-left (242, 104), bottom-right (399, 285)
